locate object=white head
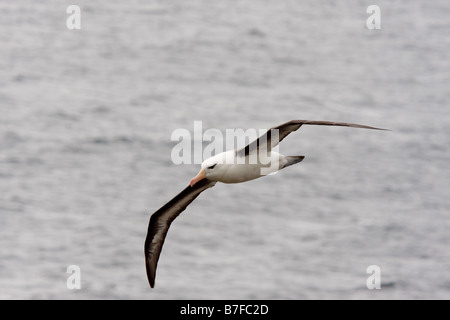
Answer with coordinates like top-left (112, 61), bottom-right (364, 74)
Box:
top-left (190, 152), bottom-right (230, 186)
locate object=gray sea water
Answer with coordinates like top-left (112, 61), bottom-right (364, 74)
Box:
top-left (1, 0), bottom-right (449, 300)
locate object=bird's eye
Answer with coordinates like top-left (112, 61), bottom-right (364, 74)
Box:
top-left (207, 164), bottom-right (217, 169)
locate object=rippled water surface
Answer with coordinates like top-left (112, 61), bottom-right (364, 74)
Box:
top-left (0, 0), bottom-right (449, 299)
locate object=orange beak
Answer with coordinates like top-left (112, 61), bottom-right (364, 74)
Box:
top-left (190, 168), bottom-right (206, 187)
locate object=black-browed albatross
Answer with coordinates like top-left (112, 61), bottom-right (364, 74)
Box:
top-left (144, 120), bottom-right (386, 288)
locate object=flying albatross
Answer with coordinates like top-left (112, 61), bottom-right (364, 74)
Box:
top-left (144, 120), bottom-right (387, 288)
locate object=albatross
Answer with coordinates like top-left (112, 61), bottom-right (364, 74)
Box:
top-left (144, 120), bottom-right (386, 288)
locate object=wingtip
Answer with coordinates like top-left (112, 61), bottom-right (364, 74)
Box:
top-left (355, 124), bottom-right (390, 131)
top-left (145, 252), bottom-right (156, 289)
top-left (370, 126), bottom-right (391, 131)
top-left (146, 270), bottom-right (156, 289)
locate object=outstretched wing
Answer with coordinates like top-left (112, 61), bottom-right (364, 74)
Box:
top-left (144, 179), bottom-right (216, 288)
top-left (237, 120), bottom-right (387, 157)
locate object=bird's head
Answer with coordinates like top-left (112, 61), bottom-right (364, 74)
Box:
top-left (190, 153), bottom-right (228, 186)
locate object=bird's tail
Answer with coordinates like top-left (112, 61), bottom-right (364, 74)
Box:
top-left (282, 156), bottom-right (305, 169)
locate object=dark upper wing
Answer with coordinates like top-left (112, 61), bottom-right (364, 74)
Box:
top-left (237, 120), bottom-right (388, 157)
top-left (144, 179), bottom-right (216, 288)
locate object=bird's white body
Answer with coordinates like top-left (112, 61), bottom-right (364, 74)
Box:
top-left (201, 150), bottom-right (286, 183)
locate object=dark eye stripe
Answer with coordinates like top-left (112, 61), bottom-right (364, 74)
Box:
top-left (208, 164), bottom-right (217, 169)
